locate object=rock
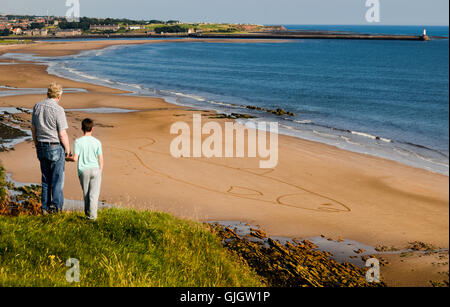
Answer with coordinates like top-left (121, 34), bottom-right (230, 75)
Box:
top-left (276, 108), bottom-right (286, 116)
top-left (209, 223), bottom-right (385, 287)
top-left (224, 227), bottom-right (241, 240)
top-left (408, 241), bottom-right (434, 251)
top-left (230, 113), bottom-right (256, 119)
top-left (249, 228), bottom-right (268, 239)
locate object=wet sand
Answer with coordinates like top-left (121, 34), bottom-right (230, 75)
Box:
top-left (0, 40), bottom-right (448, 286)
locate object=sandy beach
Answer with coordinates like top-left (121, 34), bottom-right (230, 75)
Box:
top-left (0, 40), bottom-right (448, 286)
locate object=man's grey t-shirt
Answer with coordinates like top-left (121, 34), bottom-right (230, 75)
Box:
top-left (31, 98), bottom-right (68, 143)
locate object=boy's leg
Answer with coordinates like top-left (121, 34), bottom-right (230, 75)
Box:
top-left (78, 169), bottom-right (91, 218)
top-left (88, 168), bottom-right (102, 220)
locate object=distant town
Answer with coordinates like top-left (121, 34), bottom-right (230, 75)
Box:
top-left (0, 14), bottom-right (433, 41)
top-left (0, 14), bottom-right (286, 38)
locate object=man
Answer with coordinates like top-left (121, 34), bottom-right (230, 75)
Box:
top-left (31, 82), bottom-right (71, 214)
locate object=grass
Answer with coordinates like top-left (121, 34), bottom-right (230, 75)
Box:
top-left (0, 209), bottom-right (263, 287)
top-left (0, 164), bottom-right (6, 202)
top-left (0, 39), bottom-right (33, 45)
top-left (143, 23), bottom-right (246, 34)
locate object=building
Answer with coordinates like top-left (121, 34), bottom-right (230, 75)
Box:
top-left (24, 29), bottom-right (48, 36)
top-left (54, 29), bottom-right (82, 37)
top-left (90, 24), bottom-right (120, 32)
top-left (128, 25), bottom-right (144, 30)
top-left (12, 28), bottom-right (22, 35)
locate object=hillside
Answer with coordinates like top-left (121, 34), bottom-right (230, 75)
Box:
top-left (0, 208), bottom-right (262, 287)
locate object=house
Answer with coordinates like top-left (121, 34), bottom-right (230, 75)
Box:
top-left (54, 29), bottom-right (82, 37)
top-left (128, 25), bottom-right (144, 31)
top-left (90, 24), bottom-right (120, 32)
top-left (12, 28), bottom-right (22, 35)
top-left (25, 29), bottom-right (48, 36)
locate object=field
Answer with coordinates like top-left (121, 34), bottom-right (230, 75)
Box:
top-left (0, 39), bottom-right (32, 44)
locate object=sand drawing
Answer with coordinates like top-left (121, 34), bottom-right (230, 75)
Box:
top-left (107, 137), bottom-right (351, 213)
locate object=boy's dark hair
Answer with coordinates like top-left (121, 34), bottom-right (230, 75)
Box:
top-left (82, 118), bottom-right (94, 132)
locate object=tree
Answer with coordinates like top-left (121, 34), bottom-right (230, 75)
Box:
top-left (0, 29), bottom-right (10, 37)
top-left (154, 25), bottom-right (187, 34)
top-left (30, 22), bottom-right (45, 29)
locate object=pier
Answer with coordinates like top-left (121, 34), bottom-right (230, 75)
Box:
top-left (0, 31), bottom-right (441, 41)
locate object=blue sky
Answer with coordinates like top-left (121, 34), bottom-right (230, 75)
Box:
top-left (1, 0), bottom-right (448, 25)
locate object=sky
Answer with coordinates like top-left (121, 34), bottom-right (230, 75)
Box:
top-left (0, 0), bottom-right (449, 25)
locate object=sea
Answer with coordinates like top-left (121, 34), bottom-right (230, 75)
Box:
top-left (6, 25), bottom-right (449, 174)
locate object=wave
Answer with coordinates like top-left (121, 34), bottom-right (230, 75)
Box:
top-left (289, 118), bottom-right (393, 144)
top-left (293, 119), bottom-right (313, 124)
top-left (209, 100), bottom-right (236, 107)
top-left (340, 136), bottom-right (360, 146)
top-left (401, 141), bottom-right (449, 159)
top-left (49, 62), bottom-right (114, 85)
top-left (394, 147), bottom-right (449, 168)
top-left (170, 91), bottom-right (207, 102)
top-left (350, 130), bottom-right (392, 143)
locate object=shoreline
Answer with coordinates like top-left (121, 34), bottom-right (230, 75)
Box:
top-left (3, 41), bottom-right (447, 176)
top-left (0, 39), bottom-right (448, 286)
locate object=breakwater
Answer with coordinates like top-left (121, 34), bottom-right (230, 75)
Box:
top-left (1, 32), bottom-right (438, 41)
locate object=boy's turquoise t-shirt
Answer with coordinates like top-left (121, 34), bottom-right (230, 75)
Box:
top-left (74, 136), bottom-right (102, 174)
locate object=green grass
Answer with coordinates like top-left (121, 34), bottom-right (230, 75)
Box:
top-left (0, 165), bottom-right (6, 201)
top-left (0, 209), bottom-right (263, 287)
top-left (0, 39), bottom-right (33, 45)
top-left (143, 23), bottom-right (244, 34)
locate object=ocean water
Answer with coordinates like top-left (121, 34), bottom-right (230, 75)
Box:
top-left (15, 25), bottom-right (449, 174)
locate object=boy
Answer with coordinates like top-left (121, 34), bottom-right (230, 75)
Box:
top-left (67, 118), bottom-right (104, 220)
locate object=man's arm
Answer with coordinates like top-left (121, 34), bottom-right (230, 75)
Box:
top-left (98, 154), bottom-right (104, 172)
top-left (55, 106), bottom-right (70, 156)
top-left (58, 129), bottom-right (71, 156)
top-left (31, 124), bottom-right (37, 146)
top-left (66, 154), bottom-right (78, 163)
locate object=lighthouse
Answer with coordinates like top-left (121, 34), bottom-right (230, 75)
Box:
top-left (421, 28), bottom-right (430, 41)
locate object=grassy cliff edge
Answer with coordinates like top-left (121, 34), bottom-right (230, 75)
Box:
top-left (0, 208), bottom-right (262, 287)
